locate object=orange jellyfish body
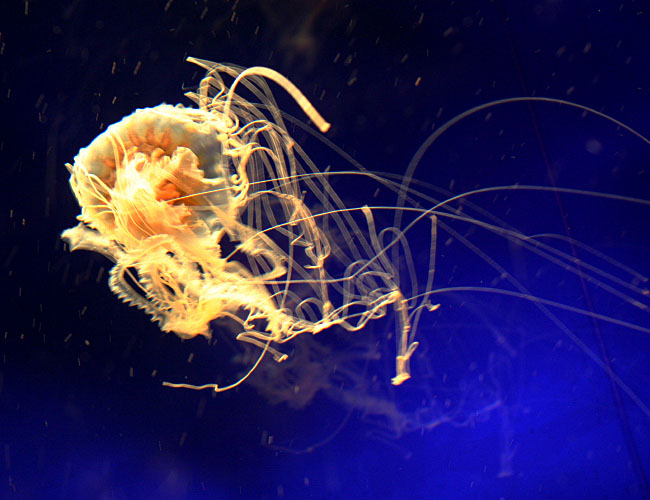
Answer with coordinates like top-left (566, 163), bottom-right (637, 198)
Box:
top-left (62, 58), bottom-right (421, 391)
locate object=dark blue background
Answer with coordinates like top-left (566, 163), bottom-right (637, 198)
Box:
top-left (2, 1), bottom-right (649, 499)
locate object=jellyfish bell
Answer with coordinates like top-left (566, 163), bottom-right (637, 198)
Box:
top-left (61, 57), bottom-right (424, 391)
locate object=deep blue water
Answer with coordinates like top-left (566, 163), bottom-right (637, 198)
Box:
top-left (2, 1), bottom-right (650, 499)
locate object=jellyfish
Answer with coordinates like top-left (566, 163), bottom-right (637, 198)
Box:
top-left (62, 56), bottom-right (650, 434)
top-left (61, 57), bottom-right (430, 391)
